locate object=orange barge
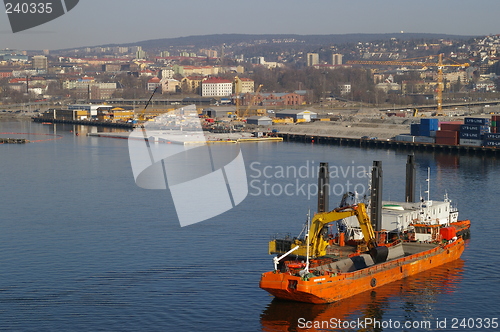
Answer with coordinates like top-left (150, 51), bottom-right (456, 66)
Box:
top-left (260, 237), bottom-right (465, 304)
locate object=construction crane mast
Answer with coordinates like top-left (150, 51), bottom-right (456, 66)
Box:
top-left (347, 54), bottom-right (469, 113)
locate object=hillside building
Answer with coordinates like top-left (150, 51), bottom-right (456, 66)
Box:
top-left (201, 78), bottom-right (233, 97)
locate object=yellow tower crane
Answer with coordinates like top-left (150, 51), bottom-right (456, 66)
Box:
top-left (240, 84), bottom-right (264, 118)
top-left (347, 54), bottom-right (469, 114)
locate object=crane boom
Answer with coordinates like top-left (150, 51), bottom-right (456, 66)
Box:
top-left (138, 85), bottom-right (160, 122)
top-left (269, 203), bottom-right (388, 263)
top-left (240, 84), bottom-right (263, 118)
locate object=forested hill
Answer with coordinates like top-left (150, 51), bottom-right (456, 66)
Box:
top-left (96, 33), bottom-right (476, 50)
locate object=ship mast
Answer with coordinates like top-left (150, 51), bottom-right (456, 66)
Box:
top-left (304, 209), bottom-right (311, 273)
top-left (425, 167), bottom-right (432, 206)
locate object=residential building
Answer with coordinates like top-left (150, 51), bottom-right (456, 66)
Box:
top-left (475, 78), bottom-right (496, 92)
top-left (161, 78), bottom-right (180, 93)
top-left (147, 77), bottom-right (161, 91)
top-left (401, 81), bottom-right (439, 94)
top-left (0, 71), bottom-right (13, 78)
top-left (173, 65), bottom-right (220, 76)
top-left (233, 77), bottom-right (254, 94)
top-left (136, 49), bottom-right (146, 59)
top-left (332, 53), bottom-right (343, 65)
top-left (181, 76), bottom-right (204, 94)
top-left (307, 53), bottom-right (319, 66)
top-left (444, 71), bottom-right (467, 83)
top-left (200, 49), bottom-right (218, 58)
top-left (339, 83), bottom-right (351, 95)
top-left (32, 55), bottom-right (48, 72)
top-left (161, 68), bottom-right (175, 79)
top-left (201, 78), bottom-right (233, 97)
top-left (375, 82), bottom-right (401, 93)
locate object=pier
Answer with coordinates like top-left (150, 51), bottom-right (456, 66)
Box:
top-left (0, 138), bottom-right (29, 144)
top-left (33, 117), bottom-right (134, 128)
top-left (278, 133), bottom-right (500, 156)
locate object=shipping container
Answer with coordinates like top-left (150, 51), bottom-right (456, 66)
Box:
top-left (440, 123), bottom-right (462, 131)
top-left (485, 133), bottom-right (500, 140)
top-left (460, 124), bottom-right (481, 132)
top-left (460, 124), bottom-right (489, 134)
top-left (435, 137), bottom-right (458, 145)
top-left (410, 124), bottom-right (420, 136)
top-left (419, 130), bottom-right (431, 137)
top-left (436, 130), bottom-right (458, 138)
top-left (459, 138), bottom-right (483, 146)
top-left (464, 117), bottom-right (490, 125)
top-left (420, 118), bottom-right (439, 131)
top-left (414, 136), bottom-right (435, 143)
top-left (484, 140), bottom-right (500, 147)
top-left (394, 134), bottom-right (415, 142)
top-left (459, 131), bottom-right (482, 139)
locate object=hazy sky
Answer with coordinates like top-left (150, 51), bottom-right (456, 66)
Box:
top-left (1, 0), bottom-right (499, 50)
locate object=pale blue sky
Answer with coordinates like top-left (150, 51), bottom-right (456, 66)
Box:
top-left (1, 0), bottom-right (499, 50)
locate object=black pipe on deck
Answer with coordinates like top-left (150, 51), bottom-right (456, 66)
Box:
top-left (317, 162), bottom-right (329, 213)
top-left (370, 160), bottom-right (383, 232)
top-left (405, 155), bottom-right (416, 203)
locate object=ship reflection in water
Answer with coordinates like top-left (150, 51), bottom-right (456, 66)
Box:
top-left (261, 258), bottom-right (464, 332)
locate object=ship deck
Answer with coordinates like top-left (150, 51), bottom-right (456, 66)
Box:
top-left (315, 242), bottom-right (437, 274)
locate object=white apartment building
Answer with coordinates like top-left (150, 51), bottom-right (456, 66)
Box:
top-left (202, 78), bottom-right (233, 97)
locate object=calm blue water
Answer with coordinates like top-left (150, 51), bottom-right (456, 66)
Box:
top-left (0, 119), bottom-right (498, 331)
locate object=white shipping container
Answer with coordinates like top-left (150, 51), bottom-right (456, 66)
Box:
top-left (459, 139), bottom-right (483, 146)
top-left (414, 136), bottom-right (435, 143)
top-left (394, 134), bottom-right (415, 142)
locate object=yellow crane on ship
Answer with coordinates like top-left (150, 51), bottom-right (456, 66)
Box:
top-left (269, 203), bottom-right (388, 263)
top-left (347, 54), bottom-right (470, 114)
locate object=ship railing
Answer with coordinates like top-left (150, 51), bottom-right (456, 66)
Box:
top-left (340, 245), bottom-right (442, 279)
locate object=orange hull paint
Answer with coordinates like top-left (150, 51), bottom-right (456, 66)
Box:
top-left (260, 239), bottom-right (465, 304)
top-left (261, 259), bottom-right (465, 331)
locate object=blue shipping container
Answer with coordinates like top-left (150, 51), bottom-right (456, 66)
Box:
top-left (460, 124), bottom-right (481, 132)
top-left (420, 118), bottom-right (439, 131)
top-left (419, 130), bottom-right (431, 137)
top-left (485, 133), bottom-right (500, 140)
top-left (460, 125), bottom-right (490, 134)
top-left (465, 117), bottom-right (490, 125)
top-left (410, 124), bottom-right (420, 136)
top-left (459, 131), bottom-right (482, 139)
top-left (484, 140), bottom-right (500, 147)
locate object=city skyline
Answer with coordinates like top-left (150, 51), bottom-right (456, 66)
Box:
top-left (1, 0), bottom-right (500, 50)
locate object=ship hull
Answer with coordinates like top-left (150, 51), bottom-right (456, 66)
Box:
top-left (260, 238), bottom-right (465, 304)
